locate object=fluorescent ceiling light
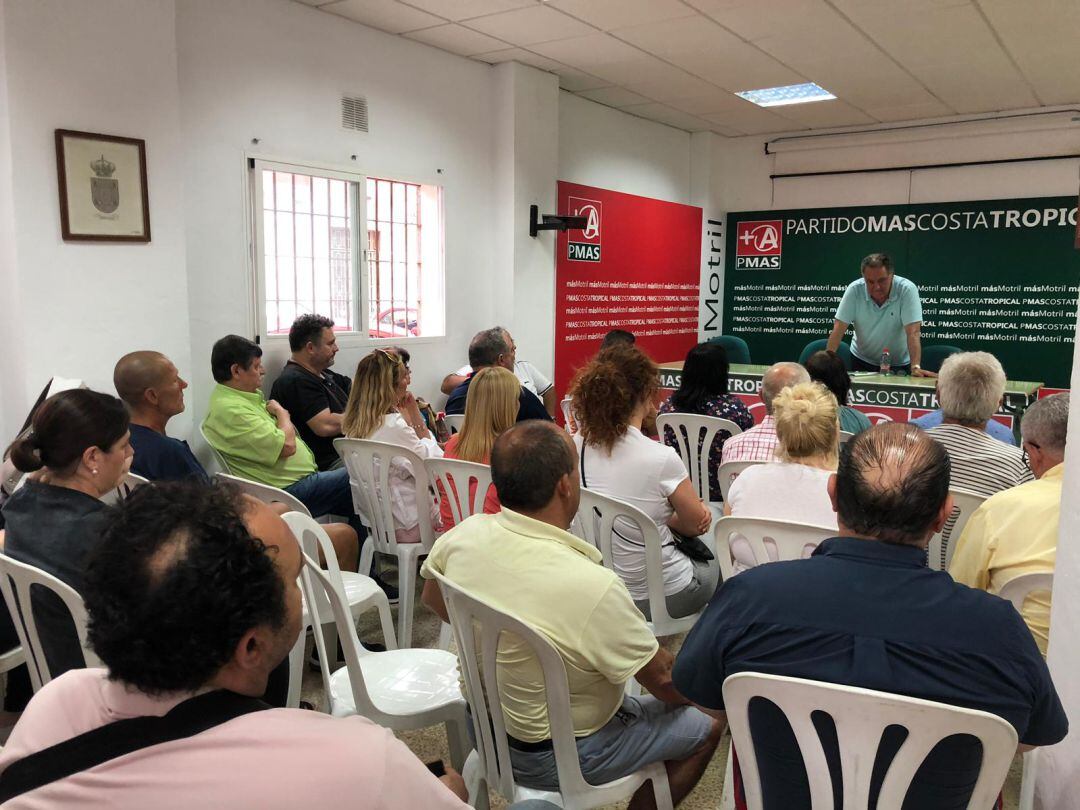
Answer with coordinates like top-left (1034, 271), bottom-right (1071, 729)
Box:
top-left (736, 82), bottom-right (836, 107)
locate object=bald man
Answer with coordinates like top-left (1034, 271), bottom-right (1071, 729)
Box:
top-left (115, 351), bottom-right (207, 482)
top-left (676, 423), bottom-right (1066, 806)
top-left (720, 361), bottom-right (810, 464)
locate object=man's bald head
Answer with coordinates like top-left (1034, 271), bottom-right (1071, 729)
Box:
top-left (761, 362), bottom-right (811, 414)
top-left (834, 422), bottom-right (951, 546)
top-left (114, 351), bottom-right (171, 407)
top-left (491, 421), bottom-right (577, 515)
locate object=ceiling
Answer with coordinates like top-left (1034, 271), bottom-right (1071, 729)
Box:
top-left (294, 0), bottom-right (1080, 137)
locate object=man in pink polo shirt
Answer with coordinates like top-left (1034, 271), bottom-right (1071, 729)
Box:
top-left (0, 481), bottom-right (468, 809)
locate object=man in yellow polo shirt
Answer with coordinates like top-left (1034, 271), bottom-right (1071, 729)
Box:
top-left (420, 421), bottom-right (722, 801)
top-left (202, 335), bottom-right (363, 538)
top-left (950, 392), bottom-right (1069, 655)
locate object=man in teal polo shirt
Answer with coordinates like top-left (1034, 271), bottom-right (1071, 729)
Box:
top-left (826, 253), bottom-right (935, 377)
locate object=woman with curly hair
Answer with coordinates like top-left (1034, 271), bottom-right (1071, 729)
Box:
top-left (570, 345), bottom-right (716, 620)
top-left (342, 349), bottom-right (442, 542)
top-left (438, 366), bottom-right (519, 529)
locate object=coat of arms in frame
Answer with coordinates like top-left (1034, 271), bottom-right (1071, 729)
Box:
top-left (55, 129), bottom-right (150, 242)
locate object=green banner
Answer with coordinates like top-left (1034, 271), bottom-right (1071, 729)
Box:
top-left (724, 196), bottom-right (1080, 388)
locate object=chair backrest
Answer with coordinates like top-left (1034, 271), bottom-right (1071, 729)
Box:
top-left (444, 413), bottom-right (465, 434)
top-left (798, 339), bottom-right (852, 370)
top-left (198, 423), bottom-right (232, 474)
top-left (723, 672), bottom-right (1017, 810)
top-left (425, 457), bottom-right (493, 528)
top-left (707, 335), bottom-right (752, 365)
top-left (0, 553), bottom-right (101, 691)
top-left (717, 460), bottom-right (767, 501)
top-left (713, 516), bottom-right (834, 581)
top-left (575, 488), bottom-right (682, 634)
top-left (335, 438), bottom-right (438, 553)
top-left (560, 397), bottom-right (575, 433)
top-left (838, 430), bottom-right (854, 445)
top-left (921, 345), bottom-right (964, 373)
top-left (296, 549), bottom-right (382, 719)
top-left (100, 471), bottom-right (150, 505)
top-left (214, 472), bottom-right (312, 517)
top-left (998, 571), bottom-right (1054, 612)
top-left (432, 571), bottom-right (602, 804)
top-left (656, 413), bottom-right (743, 505)
top-left (927, 487), bottom-right (986, 571)
top-left (281, 512), bottom-right (398, 650)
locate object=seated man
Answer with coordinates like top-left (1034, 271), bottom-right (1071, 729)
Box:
top-left (201, 335), bottom-right (362, 573)
top-left (676, 423), bottom-right (1067, 808)
top-left (721, 362), bottom-right (809, 464)
top-left (420, 422), bottom-right (722, 804)
top-left (910, 407), bottom-right (1016, 445)
top-left (951, 393), bottom-right (1069, 655)
top-left (0, 482), bottom-right (467, 807)
top-left (114, 351), bottom-right (208, 482)
top-left (440, 329), bottom-right (555, 417)
top-left (270, 314), bottom-right (352, 472)
top-left (444, 328), bottom-right (552, 422)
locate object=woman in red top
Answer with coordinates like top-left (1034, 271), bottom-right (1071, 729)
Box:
top-left (439, 366), bottom-right (519, 528)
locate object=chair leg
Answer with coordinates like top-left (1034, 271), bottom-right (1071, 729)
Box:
top-left (720, 739), bottom-right (735, 810)
top-left (437, 621), bottom-right (453, 650)
top-left (397, 554), bottom-right (417, 648)
top-left (444, 716), bottom-right (469, 772)
top-left (286, 628), bottom-right (307, 709)
top-left (372, 595), bottom-right (398, 650)
top-left (463, 750), bottom-right (490, 810)
top-left (1018, 749), bottom-right (1038, 810)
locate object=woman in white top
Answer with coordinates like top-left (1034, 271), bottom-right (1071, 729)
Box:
top-left (724, 381), bottom-right (839, 571)
top-left (570, 345), bottom-right (715, 620)
top-left (342, 349), bottom-right (443, 543)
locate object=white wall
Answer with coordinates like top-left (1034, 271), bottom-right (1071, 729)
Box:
top-left (0, 0), bottom-right (192, 440)
top-left (176, 0), bottom-right (499, 419)
top-left (559, 92), bottom-right (692, 205)
top-left (0, 2), bottom-right (24, 441)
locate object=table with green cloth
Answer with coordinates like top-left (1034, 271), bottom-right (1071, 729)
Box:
top-left (657, 361), bottom-right (1042, 429)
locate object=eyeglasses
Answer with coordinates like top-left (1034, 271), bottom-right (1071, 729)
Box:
top-left (1021, 438), bottom-right (1040, 467)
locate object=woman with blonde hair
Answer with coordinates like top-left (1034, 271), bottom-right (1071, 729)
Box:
top-left (571, 344), bottom-right (715, 620)
top-left (724, 381), bottom-right (840, 570)
top-left (438, 366), bottom-right (519, 528)
top-left (342, 349), bottom-right (442, 542)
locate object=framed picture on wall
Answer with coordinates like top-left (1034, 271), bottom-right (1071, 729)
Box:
top-left (55, 129), bottom-right (150, 242)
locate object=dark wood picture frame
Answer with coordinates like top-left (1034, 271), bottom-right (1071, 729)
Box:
top-left (55, 129), bottom-right (151, 242)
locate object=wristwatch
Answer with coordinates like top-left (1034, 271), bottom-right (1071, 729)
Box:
top-left (912, 364), bottom-right (921, 370)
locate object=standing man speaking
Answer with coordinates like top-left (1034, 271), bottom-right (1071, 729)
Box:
top-left (827, 253), bottom-right (935, 377)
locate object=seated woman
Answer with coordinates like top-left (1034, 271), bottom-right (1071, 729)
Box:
top-left (438, 366), bottom-right (518, 529)
top-left (724, 381), bottom-right (839, 572)
top-left (570, 345), bottom-right (715, 620)
top-left (342, 349), bottom-right (442, 542)
top-left (805, 349), bottom-right (871, 436)
top-left (658, 342), bottom-right (754, 502)
top-left (2, 389), bottom-right (132, 677)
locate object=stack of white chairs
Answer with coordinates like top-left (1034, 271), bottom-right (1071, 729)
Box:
top-left (433, 571), bottom-right (673, 810)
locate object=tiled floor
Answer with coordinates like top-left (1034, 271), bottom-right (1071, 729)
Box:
top-left (303, 584), bottom-right (1023, 809)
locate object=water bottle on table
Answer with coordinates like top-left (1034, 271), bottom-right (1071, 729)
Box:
top-left (879, 348), bottom-right (891, 375)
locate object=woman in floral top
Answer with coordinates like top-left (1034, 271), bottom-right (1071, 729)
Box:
top-left (659, 342), bottom-right (755, 502)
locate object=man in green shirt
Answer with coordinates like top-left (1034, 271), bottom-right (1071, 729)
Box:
top-left (202, 335), bottom-right (362, 534)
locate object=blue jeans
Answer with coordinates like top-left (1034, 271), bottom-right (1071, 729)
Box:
top-left (284, 468), bottom-right (367, 540)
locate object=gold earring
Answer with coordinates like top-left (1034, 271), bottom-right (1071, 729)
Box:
top-left (92, 469), bottom-right (99, 475)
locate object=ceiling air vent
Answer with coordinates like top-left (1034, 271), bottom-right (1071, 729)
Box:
top-left (341, 95), bottom-right (369, 133)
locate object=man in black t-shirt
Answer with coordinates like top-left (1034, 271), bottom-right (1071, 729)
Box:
top-left (270, 315), bottom-right (352, 471)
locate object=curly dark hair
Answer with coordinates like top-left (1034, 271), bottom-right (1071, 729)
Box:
top-left (805, 349), bottom-right (852, 406)
top-left (288, 314), bottom-right (335, 352)
top-left (84, 480), bottom-right (287, 695)
top-left (570, 344), bottom-right (658, 452)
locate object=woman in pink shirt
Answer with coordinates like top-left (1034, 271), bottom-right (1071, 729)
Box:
top-left (438, 366), bottom-right (519, 529)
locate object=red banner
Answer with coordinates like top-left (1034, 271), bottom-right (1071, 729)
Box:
top-left (554, 181), bottom-right (703, 402)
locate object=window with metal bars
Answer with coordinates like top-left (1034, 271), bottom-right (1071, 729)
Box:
top-left (254, 162), bottom-right (443, 340)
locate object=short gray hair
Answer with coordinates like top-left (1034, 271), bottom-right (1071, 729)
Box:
top-left (1021, 393), bottom-right (1070, 454)
top-left (937, 352), bottom-right (1005, 424)
top-left (861, 253), bottom-right (893, 274)
top-left (761, 362), bottom-right (810, 414)
top-left (468, 328), bottom-right (509, 368)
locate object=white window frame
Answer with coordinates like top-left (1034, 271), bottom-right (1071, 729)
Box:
top-left (248, 157), bottom-right (446, 348)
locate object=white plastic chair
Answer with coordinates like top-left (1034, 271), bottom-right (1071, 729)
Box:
top-left (717, 460), bottom-right (767, 501)
top-left (198, 422), bottom-right (232, 473)
top-left (444, 413), bottom-right (465, 434)
top-left (838, 430), bottom-right (855, 445)
top-left (335, 438), bottom-right (439, 648)
top-left (713, 516), bottom-right (834, 581)
top-left (560, 397), bottom-right (576, 434)
top-left (723, 672), bottom-right (1017, 810)
top-left (0, 553), bottom-right (101, 692)
top-left (281, 512), bottom-right (397, 708)
top-left (997, 572), bottom-right (1054, 810)
top-left (100, 471), bottom-right (150, 505)
top-left (298, 549), bottom-right (470, 771)
top-left (656, 413), bottom-right (743, 507)
top-left (927, 487), bottom-right (986, 571)
top-left (575, 488), bottom-right (705, 638)
top-left (432, 571), bottom-right (673, 810)
top-left (425, 457), bottom-right (495, 650)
